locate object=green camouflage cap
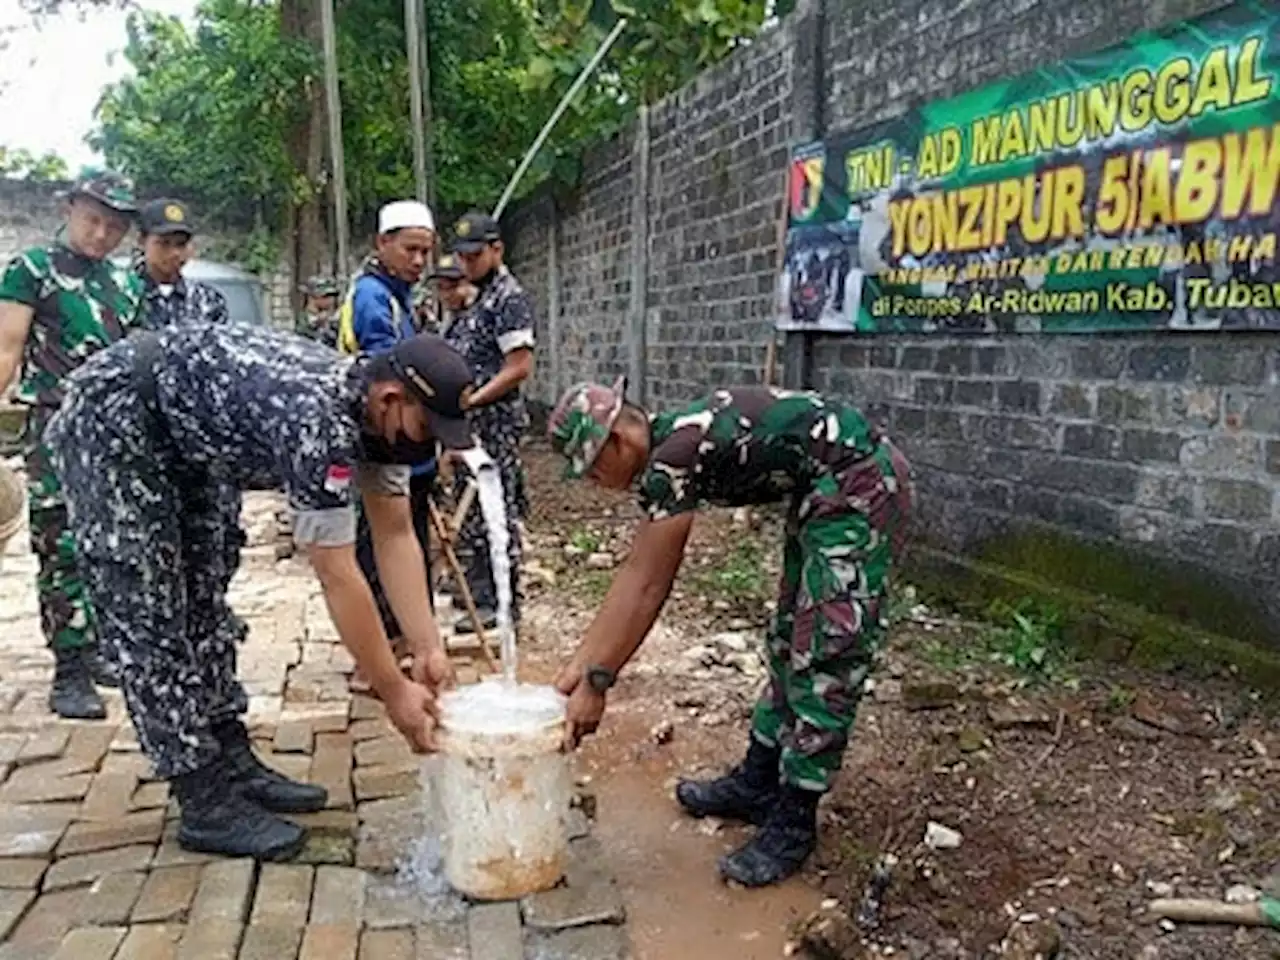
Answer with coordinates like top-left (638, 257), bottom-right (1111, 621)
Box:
top-left (66, 166), bottom-right (138, 214)
top-left (304, 275), bottom-right (341, 297)
top-left (547, 376), bottom-right (627, 479)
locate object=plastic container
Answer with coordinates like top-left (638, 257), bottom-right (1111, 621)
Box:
top-left (0, 463), bottom-right (24, 555)
top-left (434, 681), bottom-right (571, 901)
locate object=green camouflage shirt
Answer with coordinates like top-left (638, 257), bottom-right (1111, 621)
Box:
top-left (637, 386), bottom-right (878, 521)
top-left (0, 244), bottom-right (144, 407)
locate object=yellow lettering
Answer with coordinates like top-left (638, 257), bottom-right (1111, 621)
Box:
top-left (1028, 99), bottom-right (1056, 154)
top-left (1055, 92), bottom-right (1085, 147)
top-left (1050, 165), bottom-right (1085, 241)
top-left (1096, 153), bottom-right (1130, 235)
top-left (1120, 69), bottom-right (1153, 132)
top-left (1175, 137), bottom-right (1221, 224)
top-left (888, 198), bottom-right (911, 258)
top-left (999, 111), bottom-right (1028, 162)
top-left (908, 196), bottom-right (933, 257)
top-left (931, 191), bottom-right (959, 252)
top-left (1085, 81), bottom-right (1121, 139)
top-left (939, 128), bottom-right (963, 175)
top-left (917, 136), bottom-right (940, 179)
top-left (1138, 148), bottom-right (1174, 229)
top-left (972, 115), bottom-right (1003, 166)
top-left (993, 178), bottom-right (1022, 246)
top-left (1190, 47), bottom-right (1233, 117)
top-left (956, 186), bottom-right (984, 250)
top-left (1221, 124), bottom-right (1280, 219)
top-left (1021, 175), bottom-right (1053, 244)
top-left (1154, 57), bottom-right (1192, 124)
top-left (1235, 37), bottom-right (1274, 104)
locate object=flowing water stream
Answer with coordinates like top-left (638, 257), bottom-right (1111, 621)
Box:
top-left (459, 447), bottom-right (517, 682)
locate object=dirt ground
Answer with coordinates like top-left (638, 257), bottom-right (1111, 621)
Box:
top-left (512, 440), bottom-right (1279, 960)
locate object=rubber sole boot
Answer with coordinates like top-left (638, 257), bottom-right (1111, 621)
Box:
top-left (88, 650), bottom-right (121, 689)
top-left (48, 649), bottom-right (107, 721)
top-left (675, 738), bottom-right (781, 826)
top-left (718, 786), bottom-right (820, 888)
top-left (453, 609), bottom-right (498, 636)
top-left (174, 766), bottom-right (306, 861)
top-left (216, 720), bottom-right (328, 814)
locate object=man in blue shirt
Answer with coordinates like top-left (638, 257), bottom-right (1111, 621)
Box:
top-left (344, 200), bottom-right (442, 689)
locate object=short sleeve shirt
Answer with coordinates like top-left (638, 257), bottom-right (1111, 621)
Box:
top-left (637, 386), bottom-right (878, 521)
top-left (131, 323), bottom-right (414, 547)
top-left (0, 244), bottom-right (144, 407)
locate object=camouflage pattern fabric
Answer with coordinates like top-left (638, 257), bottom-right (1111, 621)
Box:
top-left (0, 243), bottom-right (144, 651)
top-left (443, 265), bottom-right (534, 616)
top-left (45, 324), bottom-right (413, 777)
top-left (546, 377), bottom-right (627, 479)
top-left (138, 268), bottom-right (230, 330)
top-left (636, 386), bottom-right (913, 792)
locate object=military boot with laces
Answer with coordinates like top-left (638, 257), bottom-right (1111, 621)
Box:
top-left (48, 648), bottom-right (107, 720)
top-left (174, 761), bottom-right (307, 861)
top-left (718, 784), bottom-right (820, 887)
top-left (675, 737), bottom-right (781, 826)
top-left (214, 719), bottom-right (328, 813)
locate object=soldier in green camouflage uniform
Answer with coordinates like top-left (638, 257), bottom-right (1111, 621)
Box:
top-left (547, 380), bottom-right (912, 888)
top-left (298, 276), bottom-right (340, 347)
top-left (0, 169), bottom-right (144, 720)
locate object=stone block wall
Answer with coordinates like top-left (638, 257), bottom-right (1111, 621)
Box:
top-left (504, 0), bottom-right (1280, 640)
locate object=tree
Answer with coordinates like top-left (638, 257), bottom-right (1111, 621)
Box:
top-left (0, 147), bottom-right (69, 181)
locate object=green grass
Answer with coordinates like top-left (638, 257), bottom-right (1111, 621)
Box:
top-left (567, 527), bottom-right (602, 554)
top-left (689, 539), bottom-right (771, 604)
top-left (919, 596), bottom-right (1080, 688)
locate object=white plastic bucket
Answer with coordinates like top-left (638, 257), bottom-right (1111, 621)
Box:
top-left (435, 681), bottom-right (571, 901)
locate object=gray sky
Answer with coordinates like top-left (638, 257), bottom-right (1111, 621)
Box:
top-left (0, 0), bottom-right (198, 170)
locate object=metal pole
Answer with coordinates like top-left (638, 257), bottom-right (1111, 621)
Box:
top-left (405, 0), bottom-right (428, 204)
top-left (492, 17), bottom-right (628, 219)
top-left (420, 0), bottom-right (437, 210)
top-left (320, 0), bottom-right (349, 274)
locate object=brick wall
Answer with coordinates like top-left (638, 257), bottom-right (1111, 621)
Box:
top-left (489, 0), bottom-right (1279, 640)
top-left (0, 179), bottom-right (293, 328)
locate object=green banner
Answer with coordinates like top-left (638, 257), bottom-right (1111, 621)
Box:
top-left (778, 1), bottom-right (1280, 334)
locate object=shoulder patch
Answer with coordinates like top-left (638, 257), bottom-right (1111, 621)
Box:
top-left (324, 464), bottom-right (353, 494)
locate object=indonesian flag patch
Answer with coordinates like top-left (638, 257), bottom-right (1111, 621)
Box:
top-left (324, 464), bottom-right (353, 494)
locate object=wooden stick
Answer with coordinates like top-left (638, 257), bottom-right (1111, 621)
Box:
top-left (450, 481), bottom-right (478, 539)
top-left (426, 500), bottom-right (499, 674)
top-left (1148, 898), bottom-right (1280, 928)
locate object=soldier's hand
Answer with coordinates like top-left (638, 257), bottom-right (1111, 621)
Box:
top-left (385, 679), bottom-right (440, 753)
top-left (563, 683), bottom-right (606, 751)
top-left (412, 646), bottom-right (457, 692)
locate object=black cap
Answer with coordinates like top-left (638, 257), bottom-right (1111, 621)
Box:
top-left (387, 335), bottom-right (475, 450)
top-left (429, 254), bottom-right (465, 281)
top-left (451, 211), bottom-right (501, 253)
top-left (139, 199), bottom-right (195, 237)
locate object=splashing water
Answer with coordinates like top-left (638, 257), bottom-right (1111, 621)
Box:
top-left (460, 447), bottom-right (517, 682)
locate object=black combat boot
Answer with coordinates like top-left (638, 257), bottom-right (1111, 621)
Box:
top-left (174, 761), bottom-right (307, 860)
top-left (214, 719), bottom-right (328, 813)
top-left (48, 648), bottom-right (107, 720)
top-left (675, 737), bottom-right (781, 826)
top-left (88, 648), bottom-right (121, 689)
top-left (453, 608), bottom-right (498, 635)
top-left (718, 784), bottom-right (821, 888)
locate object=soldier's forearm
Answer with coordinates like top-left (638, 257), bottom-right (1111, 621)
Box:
top-left (372, 525), bottom-right (443, 655)
top-left (314, 556), bottom-right (405, 699)
top-left (469, 351), bottom-right (533, 408)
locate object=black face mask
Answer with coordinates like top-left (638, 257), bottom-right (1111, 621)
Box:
top-left (361, 430), bottom-right (436, 465)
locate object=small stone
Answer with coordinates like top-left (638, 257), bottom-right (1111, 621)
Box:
top-left (957, 727), bottom-right (986, 754)
top-left (1224, 884), bottom-right (1260, 904)
top-left (795, 907), bottom-right (860, 959)
top-left (1112, 717), bottom-right (1161, 742)
top-left (1001, 918), bottom-right (1062, 959)
top-left (711, 632), bottom-right (751, 653)
top-left (924, 822), bottom-right (963, 850)
top-left (586, 552), bottom-right (615, 570)
top-left (987, 703), bottom-right (1055, 729)
top-left (521, 874), bottom-right (625, 930)
top-left (1207, 788), bottom-right (1242, 814)
top-left (649, 721), bottom-right (674, 746)
top-left (1146, 880), bottom-right (1174, 898)
top-left (903, 681), bottom-right (960, 711)
top-left (873, 679), bottom-right (902, 704)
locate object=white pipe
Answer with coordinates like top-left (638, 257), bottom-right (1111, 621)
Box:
top-left (492, 17), bottom-right (628, 220)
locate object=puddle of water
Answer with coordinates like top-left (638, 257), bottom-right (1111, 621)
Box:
top-left (460, 447), bottom-right (517, 681)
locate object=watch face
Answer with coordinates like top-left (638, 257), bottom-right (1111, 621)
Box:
top-left (587, 667), bottom-right (614, 692)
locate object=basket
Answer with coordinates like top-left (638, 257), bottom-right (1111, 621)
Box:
top-left (0, 462), bottom-right (25, 554)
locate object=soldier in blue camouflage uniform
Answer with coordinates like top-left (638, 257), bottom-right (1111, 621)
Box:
top-left (47, 324), bottom-right (469, 860)
top-left (548, 380), bottom-right (913, 887)
top-left (135, 199), bottom-right (230, 329)
top-left (0, 168), bottom-right (144, 720)
top-left (445, 212), bottom-right (535, 632)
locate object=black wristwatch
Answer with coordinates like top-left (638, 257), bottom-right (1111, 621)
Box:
top-left (585, 665), bottom-right (617, 694)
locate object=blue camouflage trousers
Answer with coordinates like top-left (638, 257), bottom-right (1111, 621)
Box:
top-left (46, 348), bottom-right (247, 779)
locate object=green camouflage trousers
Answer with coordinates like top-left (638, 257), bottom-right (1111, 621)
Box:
top-left (24, 406), bottom-right (95, 651)
top-left (751, 439), bottom-right (913, 792)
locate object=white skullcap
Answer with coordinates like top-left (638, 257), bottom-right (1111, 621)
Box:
top-left (378, 199), bottom-right (435, 235)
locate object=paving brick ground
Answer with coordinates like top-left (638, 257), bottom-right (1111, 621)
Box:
top-left (0, 490), bottom-right (630, 960)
